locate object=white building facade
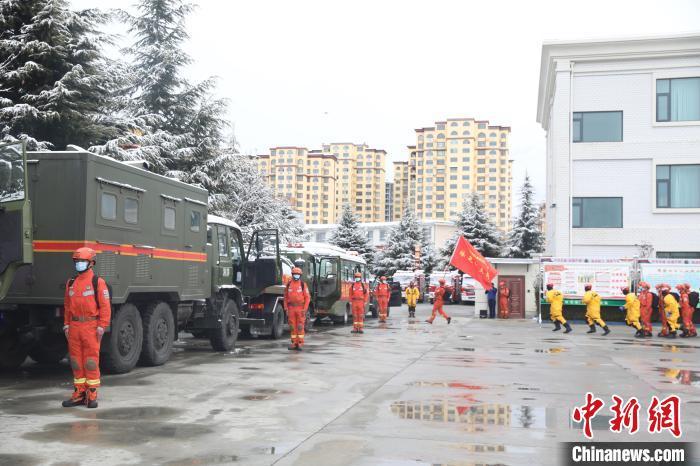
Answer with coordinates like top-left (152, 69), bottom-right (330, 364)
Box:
top-left (537, 34), bottom-right (700, 258)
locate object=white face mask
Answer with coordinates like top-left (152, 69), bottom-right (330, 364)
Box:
top-left (75, 261), bottom-right (89, 273)
top-left (355, 278), bottom-right (361, 282)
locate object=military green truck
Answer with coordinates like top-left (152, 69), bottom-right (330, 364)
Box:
top-left (0, 142), bottom-right (286, 373)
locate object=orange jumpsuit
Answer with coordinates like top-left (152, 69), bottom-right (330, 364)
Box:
top-left (375, 282), bottom-right (391, 322)
top-left (679, 291), bottom-right (697, 337)
top-left (638, 289), bottom-right (653, 334)
top-left (350, 282), bottom-right (368, 332)
top-left (64, 270), bottom-right (111, 399)
top-left (498, 286), bottom-right (510, 319)
top-left (428, 286), bottom-right (450, 323)
top-left (284, 279), bottom-right (311, 347)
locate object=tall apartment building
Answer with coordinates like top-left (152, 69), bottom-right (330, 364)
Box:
top-left (393, 118), bottom-right (513, 231)
top-left (258, 143), bottom-right (386, 224)
top-left (537, 34), bottom-right (700, 257)
top-left (385, 182), bottom-right (394, 221)
top-left (322, 143), bottom-right (386, 223)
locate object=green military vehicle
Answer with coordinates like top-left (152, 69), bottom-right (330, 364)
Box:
top-left (0, 142), bottom-right (286, 373)
top-left (280, 242), bottom-right (369, 325)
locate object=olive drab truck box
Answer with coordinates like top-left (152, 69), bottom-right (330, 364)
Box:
top-left (0, 142), bottom-right (285, 373)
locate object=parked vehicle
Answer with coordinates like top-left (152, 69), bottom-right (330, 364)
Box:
top-left (461, 276), bottom-right (477, 304)
top-left (280, 242), bottom-right (368, 325)
top-left (428, 271), bottom-right (462, 304)
top-left (0, 143), bottom-right (286, 372)
top-left (368, 278), bottom-right (403, 318)
top-left (392, 270), bottom-right (426, 303)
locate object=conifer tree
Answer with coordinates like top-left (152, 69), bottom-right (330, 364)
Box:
top-left (373, 207), bottom-right (424, 277)
top-left (329, 205), bottom-right (373, 265)
top-left (507, 175), bottom-right (544, 258)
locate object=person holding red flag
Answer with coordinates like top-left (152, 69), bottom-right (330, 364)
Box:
top-left (426, 278), bottom-right (452, 325)
top-left (449, 236), bottom-right (497, 290)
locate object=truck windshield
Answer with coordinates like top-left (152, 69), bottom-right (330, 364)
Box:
top-left (0, 144), bottom-right (24, 203)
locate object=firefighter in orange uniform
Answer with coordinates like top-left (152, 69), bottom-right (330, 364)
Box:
top-left (62, 248), bottom-right (111, 409)
top-left (426, 278), bottom-right (452, 325)
top-left (284, 267), bottom-right (310, 351)
top-left (655, 283), bottom-right (669, 337)
top-left (498, 281), bottom-right (510, 319)
top-left (374, 276), bottom-right (391, 323)
top-left (678, 283), bottom-right (697, 338)
top-left (350, 272), bottom-right (368, 334)
top-left (637, 281), bottom-right (653, 337)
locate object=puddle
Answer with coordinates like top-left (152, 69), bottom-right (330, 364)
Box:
top-left (454, 443), bottom-right (539, 454)
top-left (534, 347), bottom-right (567, 354)
top-left (0, 393), bottom-right (66, 415)
top-left (254, 388), bottom-right (291, 395)
top-left (570, 414), bottom-right (613, 431)
top-left (390, 401), bottom-right (553, 430)
top-left (75, 406), bottom-right (181, 421)
top-left (239, 367), bottom-right (260, 371)
top-left (409, 381), bottom-right (489, 390)
top-left (23, 420), bottom-right (213, 446)
top-left (242, 395), bottom-right (271, 401)
top-left (162, 454), bottom-right (239, 465)
top-left (657, 368), bottom-right (700, 386)
top-left (0, 454), bottom-right (40, 466)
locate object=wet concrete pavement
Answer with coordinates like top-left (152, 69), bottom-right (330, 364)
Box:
top-left (1, 303), bottom-right (699, 465)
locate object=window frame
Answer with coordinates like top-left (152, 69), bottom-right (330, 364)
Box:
top-left (652, 72), bottom-right (700, 127)
top-left (572, 197), bottom-right (623, 229)
top-left (655, 76), bottom-right (700, 123)
top-left (124, 197), bottom-right (139, 225)
top-left (653, 161), bottom-right (700, 212)
top-left (572, 111), bottom-right (623, 143)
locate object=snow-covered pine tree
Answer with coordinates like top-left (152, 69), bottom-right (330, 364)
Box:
top-left (439, 193), bottom-right (503, 267)
top-left (373, 206), bottom-right (424, 277)
top-left (0, 0), bottom-right (118, 149)
top-left (507, 175), bottom-right (544, 258)
top-left (419, 241), bottom-right (438, 275)
top-left (207, 138), bottom-right (307, 243)
top-left (329, 205), bottom-right (373, 265)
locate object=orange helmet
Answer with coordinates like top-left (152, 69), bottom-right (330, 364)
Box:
top-left (638, 281), bottom-right (649, 290)
top-left (439, 278), bottom-right (446, 284)
top-left (675, 284), bottom-right (685, 291)
top-left (684, 283), bottom-right (691, 291)
top-left (291, 267), bottom-right (302, 275)
top-left (499, 281), bottom-right (505, 286)
top-left (354, 272), bottom-right (362, 278)
top-left (72, 247), bottom-right (96, 262)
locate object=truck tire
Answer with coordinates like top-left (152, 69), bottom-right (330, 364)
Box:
top-left (28, 333), bottom-right (67, 364)
top-left (0, 332), bottom-right (28, 371)
top-left (331, 305), bottom-right (350, 325)
top-left (209, 300), bottom-right (239, 351)
top-left (270, 303), bottom-right (284, 340)
top-left (138, 302), bottom-right (175, 367)
top-left (101, 303), bottom-right (143, 374)
top-left (304, 308), bottom-right (314, 332)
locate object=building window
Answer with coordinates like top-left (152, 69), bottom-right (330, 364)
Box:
top-left (657, 251), bottom-right (700, 259)
top-left (573, 111), bottom-right (623, 142)
top-left (163, 206), bottom-right (176, 230)
top-left (572, 197), bottom-right (622, 228)
top-left (656, 164), bottom-right (700, 208)
top-left (124, 198), bottom-right (138, 224)
top-left (656, 77), bottom-right (700, 122)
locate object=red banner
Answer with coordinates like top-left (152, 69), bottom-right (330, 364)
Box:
top-left (449, 236), bottom-right (498, 289)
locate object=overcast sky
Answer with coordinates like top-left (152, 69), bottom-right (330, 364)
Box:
top-left (73, 0), bottom-right (700, 204)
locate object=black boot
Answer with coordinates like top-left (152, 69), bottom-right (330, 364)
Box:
top-left (602, 326), bottom-right (611, 335)
top-left (645, 331), bottom-right (653, 337)
top-left (668, 331), bottom-right (677, 338)
top-left (634, 329), bottom-right (644, 338)
top-left (447, 317), bottom-right (452, 325)
top-left (552, 321), bottom-right (561, 332)
top-left (563, 323), bottom-right (572, 334)
top-left (587, 325), bottom-right (596, 334)
top-left (62, 388), bottom-right (85, 408)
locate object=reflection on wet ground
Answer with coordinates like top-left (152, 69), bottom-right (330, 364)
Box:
top-left (2, 305), bottom-right (700, 465)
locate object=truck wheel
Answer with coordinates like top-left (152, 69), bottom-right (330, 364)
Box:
top-left (101, 304), bottom-right (143, 374)
top-left (139, 302), bottom-right (175, 367)
top-left (304, 308), bottom-right (314, 332)
top-left (209, 300), bottom-right (239, 351)
top-left (28, 333), bottom-right (67, 364)
top-left (331, 305), bottom-right (350, 325)
top-left (270, 304), bottom-right (284, 340)
top-left (0, 332), bottom-right (28, 371)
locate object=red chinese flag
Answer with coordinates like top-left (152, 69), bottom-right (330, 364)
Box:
top-left (449, 236), bottom-right (498, 289)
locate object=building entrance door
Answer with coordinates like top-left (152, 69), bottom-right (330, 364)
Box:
top-left (500, 275), bottom-right (525, 318)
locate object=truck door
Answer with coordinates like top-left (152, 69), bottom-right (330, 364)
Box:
top-left (315, 256), bottom-right (340, 312)
top-left (243, 229), bottom-right (280, 296)
top-left (229, 227), bottom-right (244, 286)
top-left (214, 224), bottom-right (233, 289)
top-left (0, 142), bottom-right (32, 301)
top-left (183, 203), bottom-right (207, 298)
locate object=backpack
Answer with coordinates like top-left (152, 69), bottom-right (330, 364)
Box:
top-left (651, 292), bottom-right (659, 309)
top-left (68, 274), bottom-right (110, 309)
top-left (689, 291), bottom-right (699, 308)
top-left (285, 280), bottom-right (307, 294)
